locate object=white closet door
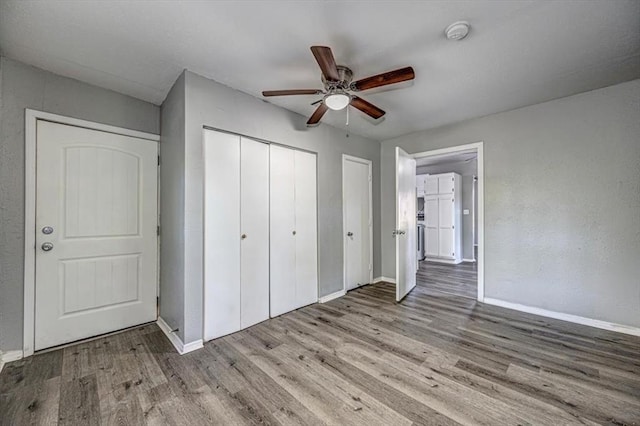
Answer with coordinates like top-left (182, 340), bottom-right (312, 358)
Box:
top-left (438, 194), bottom-right (455, 258)
top-left (294, 150), bottom-right (318, 307)
top-left (240, 137), bottom-right (270, 329)
top-left (204, 130), bottom-right (241, 340)
top-left (270, 145), bottom-right (297, 317)
top-left (425, 196), bottom-right (439, 257)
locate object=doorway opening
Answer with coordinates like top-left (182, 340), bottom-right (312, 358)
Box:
top-left (413, 142), bottom-right (484, 301)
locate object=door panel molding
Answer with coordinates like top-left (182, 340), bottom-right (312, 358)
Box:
top-left (342, 154), bottom-right (373, 293)
top-left (24, 109), bottom-right (159, 357)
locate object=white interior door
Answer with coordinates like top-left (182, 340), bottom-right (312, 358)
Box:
top-left (294, 150), bottom-right (318, 307)
top-left (240, 137), bottom-right (270, 329)
top-left (35, 120), bottom-right (158, 351)
top-left (270, 145), bottom-right (297, 317)
top-left (438, 194), bottom-right (455, 258)
top-left (344, 157), bottom-right (372, 291)
top-left (395, 147), bottom-right (417, 302)
top-left (204, 130), bottom-right (241, 340)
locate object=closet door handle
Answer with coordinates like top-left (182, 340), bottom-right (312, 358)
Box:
top-left (347, 232), bottom-right (353, 237)
top-left (292, 230), bottom-right (296, 236)
top-left (241, 234), bottom-right (247, 240)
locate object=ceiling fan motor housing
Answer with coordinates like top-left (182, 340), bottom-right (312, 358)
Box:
top-left (322, 65), bottom-right (353, 91)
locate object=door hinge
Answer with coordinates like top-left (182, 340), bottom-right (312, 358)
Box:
top-left (157, 225), bottom-right (160, 236)
top-left (157, 155), bottom-right (160, 166)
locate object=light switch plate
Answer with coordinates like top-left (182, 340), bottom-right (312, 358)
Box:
top-left (463, 209), bottom-right (470, 215)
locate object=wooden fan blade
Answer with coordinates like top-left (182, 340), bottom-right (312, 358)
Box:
top-left (310, 46), bottom-right (340, 81)
top-left (307, 103), bottom-right (329, 127)
top-left (262, 89), bottom-right (322, 97)
top-left (351, 66), bottom-right (415, 91)
top-left (350, 96), bottom-right (386, 119)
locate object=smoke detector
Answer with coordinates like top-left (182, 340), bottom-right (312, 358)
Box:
top-left (445, 21), bottom-right (470, 41)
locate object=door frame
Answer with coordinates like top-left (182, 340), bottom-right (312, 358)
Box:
top-left (342, 154), bottom-right (373, 293)
top-left (412, 141), bottom-right (485, 302)
top-left (23, 109), bottom-right (160, 357)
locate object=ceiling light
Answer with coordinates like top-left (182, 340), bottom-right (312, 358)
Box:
top-left (324, 92), bottom-right (350, 110)
top-left (445, 21), bottom-right (470, 41)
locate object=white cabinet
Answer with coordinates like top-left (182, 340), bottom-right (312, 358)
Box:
top-left (203, 130), bottom-right (270, 341)
top-left (416, 174), bottom-right (426, 197)
top-left (424, 173), bottom-right (462, 264)
top-left (270, 145), bottom-right (318, 317)
top-left (425, 176), bottom-right (439, 195)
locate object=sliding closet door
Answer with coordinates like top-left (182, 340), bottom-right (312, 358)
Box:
top-left (270, 145), bottom-right (297, 317)
top-left (204, 130), bottom-right (241, 341)
top-left (294, 150), bottom-right (318, 307)
top-left (240, 137), bottom-right (270, 328)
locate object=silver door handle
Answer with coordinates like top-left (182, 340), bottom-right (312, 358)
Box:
top-left (41, 242), bottom-right (54, 251)
top-left (347, 232), bottom-right (353, 237)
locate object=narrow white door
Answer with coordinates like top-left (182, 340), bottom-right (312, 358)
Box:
top-left (438, 194), bottom-right (455, 259)
top-left (344, 157), bottom-right (372, 291)
top-left (424, 196), bottom-right (439, 257)
top-left (240, 137), bottom-right (270, 328)
top-left (204, 130), bottom-right (241, 340)
top-left (395, 147), bottom-right (417, 302)
top-left (35, 121), bottom-right (157, 351)
top-left (270, 145), bottom-right (297, 317)
top-left (294, 150), bottom-right (318, 307)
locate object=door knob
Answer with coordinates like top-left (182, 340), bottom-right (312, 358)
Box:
top-left (347, 232), bottom-right (354, 237)
top-left (41, 242), bottom-right (54, 251)
top-left (241, 234), bottom-right (247, 240)
top-left (292, 230), bottom-right (296, 236)
top-left (42, 226), bottom-right (54, 235)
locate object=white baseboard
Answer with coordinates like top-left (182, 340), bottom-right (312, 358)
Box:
top-left (425, 257), bottom-right (462, 265)
top-left (373, 276), bottom-right (396, 284)
top-left (157, 317), bottom-right (204, 355)
top-left (0, 350), bottom-right (24, 373)
top-left (462, 258), bottom-right (477, 263)
top-left (483, 298), bottom-right (640, 337)
top-left (319, 290), bottom-right (346, 303)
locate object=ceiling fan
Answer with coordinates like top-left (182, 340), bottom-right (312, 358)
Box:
top-left (262, 46), bottom-right (415, 127)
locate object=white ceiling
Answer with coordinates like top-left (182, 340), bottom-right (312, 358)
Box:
top-left (1, 1), bottom-right (638, 141)
top-left (416, 151), bottom-right (477, 168)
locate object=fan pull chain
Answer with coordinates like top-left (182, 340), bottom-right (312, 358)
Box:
top-left (346, 104), bottom-right (350, 126)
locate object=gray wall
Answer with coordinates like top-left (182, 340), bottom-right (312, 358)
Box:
top-left (0, 57), bottom-right (160, 352)
top-left (418, 159), bottom-right (477, 260)
top-left (158, 70), bottom-right (381, 344)
top-left (381, 79), bottom-right (640, 328)
top-left (159, 71), bottom-right (186, 338)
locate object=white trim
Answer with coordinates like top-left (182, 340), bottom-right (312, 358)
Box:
top-left (412, 141), bottom-right (485, 302)
top-left (319, 290), bottom-right (346, 303)
top-left (462, 258), bottom-right (477, 263)
top-left (425, 257), bottom-right (462, 265)
top-left (483, 298), bottom-right (640, 337)
top-left (157, 317), bottom-right (204, 354)
top-left (342, 155), bottom-right (374, 294)
top-left (0, 350), bottom-right (24, 373)
top-left (373, 276), bottom-right (396, 284)
top-left (23, 109), bottom-right (160, 358)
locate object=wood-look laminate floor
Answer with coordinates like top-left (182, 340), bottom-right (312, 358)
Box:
top-left (418, 259), bottom-right (477, 299)
top-left (2, 282), bottom-right (640, 425)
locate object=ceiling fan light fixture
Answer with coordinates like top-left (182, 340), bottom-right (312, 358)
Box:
top-left (324, 92), bottom-right (350, 110)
